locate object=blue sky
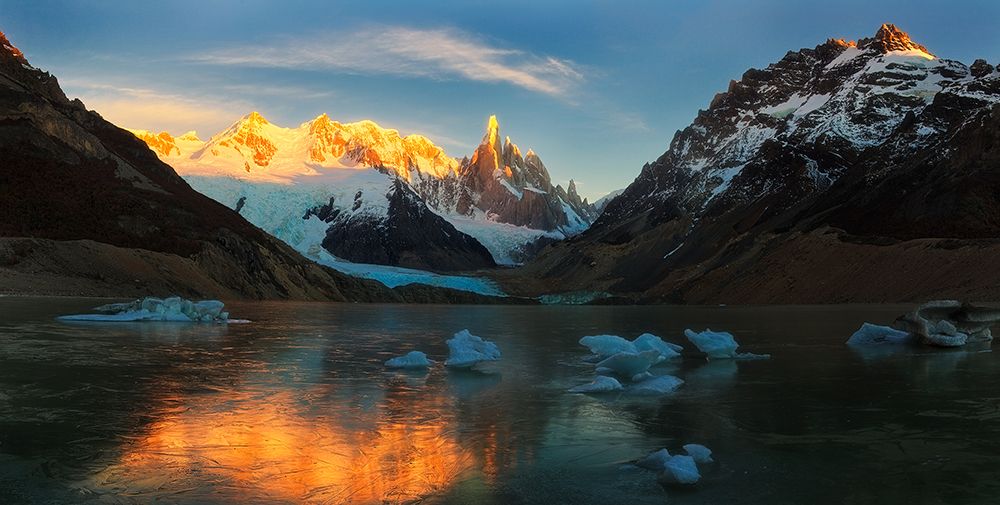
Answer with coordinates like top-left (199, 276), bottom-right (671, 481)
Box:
top-left (2, 0), bottom-right (998, 199)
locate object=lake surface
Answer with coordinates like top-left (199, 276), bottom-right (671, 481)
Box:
top-left (1, 297), bottom-right (998, 504)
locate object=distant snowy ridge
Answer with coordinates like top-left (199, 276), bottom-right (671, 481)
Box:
top-left (131, 114), bottom-right (598, 269)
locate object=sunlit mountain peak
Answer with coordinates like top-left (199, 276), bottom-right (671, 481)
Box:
top-left (860, 23), bottom-right (935, 58)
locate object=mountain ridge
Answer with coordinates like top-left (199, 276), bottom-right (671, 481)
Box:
top-left (0, 29), bottom-right (508, 302)
top-left (130, 112), bottom-right (597, 267)
top-left (513, 23), bottom-right (1000, 303)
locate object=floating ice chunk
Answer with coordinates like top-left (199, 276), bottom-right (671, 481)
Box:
top-left (595, 350), bottom-right (661, 377)
top-left (846, 323), bottom-right (914, 345)
top-left (659, 455), bottom-right (700, 486)
top-left (58, 296), bottom-right (233, 323)
top-left (384, 351), bottom-right (433, 369)
top-left (683, 444), bottom-right (714, 464)
top-left (633, 333), bottom-right (683, 362)
top-left (445, 330), bottom-right (501, 368)
top-left (684, 328), bottom-right (737, 358)
top-left (635, 448), bottom-right (672, 471)
top-left (684, 328), bottom-right (769, 359)
top-left (579, 335), bottom-right (637, 358)
top-left (631, 371), bottom-right (654, 382)
top-left (628, 375), bottom-right (685, 395)
top-left (568, 375), bottom-right (623, 393)
top-left (734, 352), bottom-right (771, 360)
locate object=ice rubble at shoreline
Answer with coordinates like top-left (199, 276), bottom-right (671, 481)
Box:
top-left (57, 297), bottom-right (242, 323)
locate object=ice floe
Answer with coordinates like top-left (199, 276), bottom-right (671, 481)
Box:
top-left (847, 300), bottom-right (1000, 349)
top-left (579, 335), bottom-right (637, 358)
top-left (684, 329), bottom-right (769, 359)
top-left (57, 297), bottom-right (239, 323)
top-left (633, 333), bottom-right (683, 358)
top-left (635, 444), bottom-right (713, 487)
top-left (579, 333), bottom-right (682, 362)
top-left (635, 444), bottom-right (712, 486)
top-left (894, 300), bottom-right (1000, 347)
top-left (595, 350), bottom-right (661, 377)
top-left (659, 455), bottom-right (700, 485)
top-left (445, 330), bottom-right (501, 368)
top-left (627, 375), bottom-right (685, 395)
top-left (635, 448), bottom-right (673, 471)
top-left (846, 323), bottom-right (913, 346)
top-left (384, 351), bottom-right (433, 369)
top-left (567, 375), bottom-right (623, 393)
top-left (683, 444), bottom-right (714, 464)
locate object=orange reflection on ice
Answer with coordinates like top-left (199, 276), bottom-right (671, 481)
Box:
top-left (96, 387), bottom-right (479, 504)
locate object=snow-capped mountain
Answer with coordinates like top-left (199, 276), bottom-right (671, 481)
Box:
top-left (131, 113), bottom-right (596, 268)
top-left (526, 24), bottom-right (1000, 302)
top-left (0, 29), bottom-right (446, 301)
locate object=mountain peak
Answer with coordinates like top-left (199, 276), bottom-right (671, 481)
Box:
top-left (244, 111), bottom-right (269, 125)
top-left (0, 30), bottom-right (26, 63)
top-left (484, 115), bottom-right (501, 150)
top-left (178, 131), bottom-right (201, 142)
top-left (860, 23), bottom-right (933, 56)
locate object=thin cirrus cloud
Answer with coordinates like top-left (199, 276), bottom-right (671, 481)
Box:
top-left (60, 80), bottom-right (252, 134)
top-left (188, 26), bottom-right (585, 97)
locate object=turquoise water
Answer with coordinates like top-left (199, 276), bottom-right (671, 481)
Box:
top-left (1, 298), bottom-right (998, 504)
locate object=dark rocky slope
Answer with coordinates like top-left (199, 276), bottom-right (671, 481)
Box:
top-left (518, 24), bottom-right (1000, 303)
top-left (309, 177), bottom-right (497, 271)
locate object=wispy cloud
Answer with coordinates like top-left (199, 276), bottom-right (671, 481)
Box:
top-left (188, 26), bottom-right (585, 97)
top-left (60, 79), bottom-right (251, 134)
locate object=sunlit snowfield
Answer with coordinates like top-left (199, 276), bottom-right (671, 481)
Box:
top-left (1, 298), bottom-right (999, 504)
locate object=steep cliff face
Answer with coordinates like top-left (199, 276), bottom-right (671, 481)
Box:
top-left (454, 116), bottom-right (594, 232)
top-left (521, 24), bottom-right (1000, 303)
top-left (0, 30), bottom-right (497, 302)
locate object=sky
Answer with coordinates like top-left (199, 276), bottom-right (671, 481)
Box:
top-left (2, 0), bottom-right (998, 200)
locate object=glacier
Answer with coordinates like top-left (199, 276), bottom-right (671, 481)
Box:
top-left (184, 174), bottom-right (506, 297)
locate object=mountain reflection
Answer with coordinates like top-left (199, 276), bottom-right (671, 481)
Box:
top-left (94, 384), bottom-right (487, 503)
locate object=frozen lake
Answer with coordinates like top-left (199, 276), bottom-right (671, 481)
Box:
top-left (1, 298), bottom-right (998, 504)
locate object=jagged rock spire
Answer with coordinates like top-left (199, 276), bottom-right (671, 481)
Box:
top-left (859, 23), bottom-right (933, 56)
